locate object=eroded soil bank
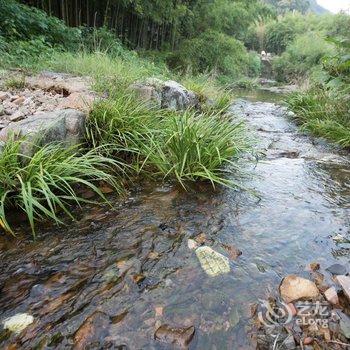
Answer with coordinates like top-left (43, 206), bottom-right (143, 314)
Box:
top-left (0, 92), bottom-right (349, 349)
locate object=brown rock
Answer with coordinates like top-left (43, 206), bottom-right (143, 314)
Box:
top-left (303, 337), bottom-right (313, 345)
top-left (194, 233), bottom-right (207, 245)
top-left (336, 275), bottom-right (350, 302)
top-left (221, 243), bottom-right (242, 261)
top-left (324, 287), bottom-right (339, 305)
top-left (58, 92), bottom-right (95, 112)
top-left (280, 275), bottom-right (320, 303)
top-left (155, 324), bottom-right (195, 348)
top-left (74, 312), bottom-right (110, 350)
top-left (309, 262), bottom-right (320, 271)
top-left (132, 274), bottom-right (145, 284)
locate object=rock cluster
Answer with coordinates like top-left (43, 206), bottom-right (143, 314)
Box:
top-left (254, 264), bottom-right (350, 349)
top-left (0, 71), bottom-right (95, 155)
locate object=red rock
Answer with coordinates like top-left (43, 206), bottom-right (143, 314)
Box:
top-left (324, 286), bottom-right (339, 305)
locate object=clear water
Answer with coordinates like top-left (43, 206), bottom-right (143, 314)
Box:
top-left (0, 92), bottom-right (349, 349)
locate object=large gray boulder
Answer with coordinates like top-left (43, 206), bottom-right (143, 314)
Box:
top-left (0, 109), bottom-right (86, 156)
top-left (130, 78), bottom-right (198, 111)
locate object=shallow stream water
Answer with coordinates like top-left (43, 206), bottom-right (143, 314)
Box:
top-left (0, 91), bottom-right (350, 349)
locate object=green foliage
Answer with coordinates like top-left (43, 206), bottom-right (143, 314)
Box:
top-left (80, 27), bottom-right (126, 57)
top-left (88, 92), bottom-right (250, 189)
top-left (174, 30), bottom-right (260, 79)
top-left (0, 141), bottom-right (124, 236)
top-left (287, 34), bottom-right (350, 148)
top-left (0, 0), bottom-right (80, 49)
top-left (273, 32), bottom-right (334, 81)
top-left (287, 88), bottom-right (350, 147)
top-left (138, 111), bottom-right (248, 189)
top-left (262, 0), bottom-right (324, 14)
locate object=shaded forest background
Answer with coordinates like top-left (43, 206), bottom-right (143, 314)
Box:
top-left (19, 0), bottom-right (327, 50)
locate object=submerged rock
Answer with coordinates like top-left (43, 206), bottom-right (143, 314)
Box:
top-left (280, 275), bottom-right (320, 303)
top-left (2, 313), bottom-right (34, 333)
top-left (326, 263), bottom-right (347, 276)
top-left (154, 324), bottom-right (195, 348)
top-left (195, 246), bottom-right (230, 277)
top-left (74, 311), bottom-right (110, 350)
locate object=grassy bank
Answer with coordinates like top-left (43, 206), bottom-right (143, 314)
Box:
top-left (286, 37), bottom-right (350, 148)
top-left (0, 57), bottom-right (249, 237)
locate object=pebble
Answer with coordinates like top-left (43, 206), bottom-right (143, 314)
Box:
top-left (0, 91), bottom-right (8, 101)
top-left (286, 303), bottom-right (297, 317)
top-left (324, 286), bottom-right (339, 305)
top-left (13, 96), bottom-right (25, 105)
top-left (280, 275), bottom-right (319, 303)
top-left (9, 110), bottom-right (25, 122)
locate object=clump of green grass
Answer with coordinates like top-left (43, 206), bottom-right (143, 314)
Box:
top-left (0, 140), bottom-right (124, 236)
top-left (29, 50), bottom-right (170, 92)
top-left (89, 92), bottom-right (249, 189)
top-left (137, 110), bottom-right (249, 189)
top-left (287, 88), bottom-right (350, 147)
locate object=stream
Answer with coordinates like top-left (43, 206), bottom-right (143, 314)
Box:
top-left (0, 90), bottom-right (350, 349)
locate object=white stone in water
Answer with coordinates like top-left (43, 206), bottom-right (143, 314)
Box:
top-left (195, 246), bottom-right (230, 277)
top-left (3, 313), bottom-right (34, 333)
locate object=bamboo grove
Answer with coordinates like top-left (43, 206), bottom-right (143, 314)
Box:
top-left (19, 0), bottom-right (273, 50)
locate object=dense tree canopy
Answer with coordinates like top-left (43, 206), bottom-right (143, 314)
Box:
top-left (19, 0), bottom-right (273, 50)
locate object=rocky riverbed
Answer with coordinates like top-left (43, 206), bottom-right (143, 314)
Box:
top-left (0, 89), bottom-right (349, 349)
